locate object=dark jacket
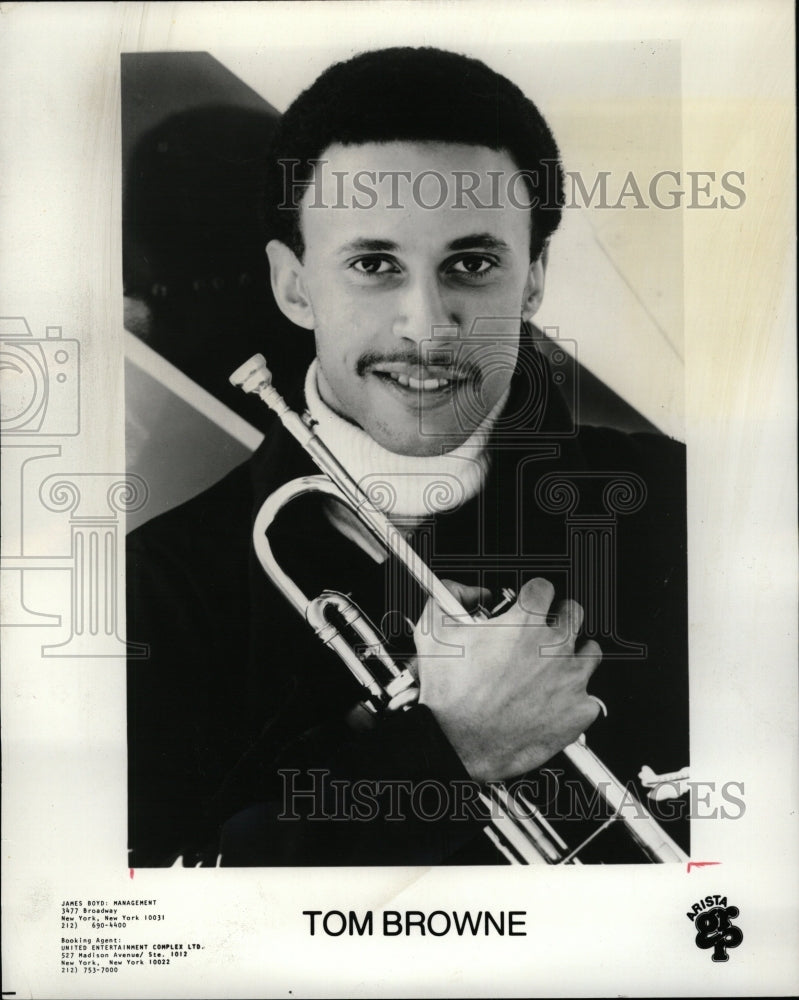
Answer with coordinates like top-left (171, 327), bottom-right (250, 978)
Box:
top-left (127, 338), bottom-right (689, 866)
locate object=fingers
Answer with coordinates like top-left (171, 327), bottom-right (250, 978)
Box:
top-left (571, 659), bottom-right (606, 735)
top-left (575, 638), bottom-right (602, 678)
top-left (418, 578), bottom-right (603, 680)
top-left (438, 579), bottom-right (492, 614)
top-left (551, 598), bottom-right (584, 637)
top-left (414, 579), bottom-right (490, 640)
top-left (507, 577), bottom-right (555, 622)
top-left (518, 576), bottom-right (555, 611)
top-left (428, 578), bottom-right (579, 626)
top-left (510, 582), bottom-right (586, 642)
top-left (579, 691), bottom-right (604, 732)
top-left (557, 637), bottom-right (602, 709)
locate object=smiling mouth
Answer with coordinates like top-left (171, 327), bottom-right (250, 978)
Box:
top-left (369, 363), bottom-right (472, 393)
top-left (384, 372), bottom-right (451, 390)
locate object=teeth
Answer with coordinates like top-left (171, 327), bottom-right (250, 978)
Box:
top-left (387, 372), bottom-right (450, 390)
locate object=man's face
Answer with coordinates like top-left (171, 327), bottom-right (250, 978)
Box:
top-left (269, 142), bottom-right (544, 456)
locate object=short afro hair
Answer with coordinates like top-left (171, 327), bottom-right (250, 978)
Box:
top-left (263, 47), bottom-right (564, 262)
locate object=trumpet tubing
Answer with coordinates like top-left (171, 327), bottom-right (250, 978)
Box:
top-left (231, 354), bottom-right (687, 865)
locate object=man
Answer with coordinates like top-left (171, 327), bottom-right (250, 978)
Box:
top-left (127, 47), bottom-right (688, 866)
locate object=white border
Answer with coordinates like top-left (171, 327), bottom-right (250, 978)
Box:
top-left (1, 2), bottom-right (796, 997)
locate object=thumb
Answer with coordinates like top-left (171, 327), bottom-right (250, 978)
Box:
top-left (437, 579), bottom-right (492, 614)
top-left (414, 579), bottom-right (490, 640)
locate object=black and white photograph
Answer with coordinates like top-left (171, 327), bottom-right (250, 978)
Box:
top-left (124, 41), bottom-right (690, 870)
top-left (1, 2), bottom-right (796, 997)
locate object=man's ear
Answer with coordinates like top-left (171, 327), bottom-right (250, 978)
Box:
top-left (521, 246), bottom-right (548, 322)
top-left (266, 240), bottom-right (316, 331)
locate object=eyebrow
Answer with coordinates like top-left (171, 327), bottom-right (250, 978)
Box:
top-left (337, 233), bottom-right (512, 255)
top-left (338, 238), bottom-right (399, 254)
top-left (446, 234), bottom-right (512, 253)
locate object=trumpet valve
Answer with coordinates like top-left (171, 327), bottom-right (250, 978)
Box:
top-left (385, 669), bottom-right (420, 712)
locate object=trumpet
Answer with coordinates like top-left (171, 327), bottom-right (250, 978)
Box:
top-left (231, 354), bottom-right (687, 865)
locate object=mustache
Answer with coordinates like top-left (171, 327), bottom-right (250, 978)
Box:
top-left (356, 350), bottom-right (482, 382)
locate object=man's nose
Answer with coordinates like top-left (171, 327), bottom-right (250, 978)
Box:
top-left (391, 276), bottom-right (455, 344)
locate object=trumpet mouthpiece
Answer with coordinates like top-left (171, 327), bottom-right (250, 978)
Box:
top-left (230, 354), bottom-right (272, 394)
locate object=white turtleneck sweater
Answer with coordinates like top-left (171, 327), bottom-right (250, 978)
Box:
top-left (304, 360), bottom-right (508, 526)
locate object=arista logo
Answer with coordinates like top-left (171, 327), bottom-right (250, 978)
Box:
top-left (687, 895), bottom-right (743, 962)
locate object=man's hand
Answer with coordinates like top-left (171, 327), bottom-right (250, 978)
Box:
top-left (414, 578), bottom-right (602, 782)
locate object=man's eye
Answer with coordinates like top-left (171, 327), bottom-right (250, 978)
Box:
top-left (351, 257), bottom-right (399, 275)
top-left (448, 255), bottom-right (496, 277)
